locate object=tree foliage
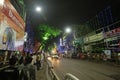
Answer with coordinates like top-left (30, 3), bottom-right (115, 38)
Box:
top-left (34, 24), bottom-right (61, 50)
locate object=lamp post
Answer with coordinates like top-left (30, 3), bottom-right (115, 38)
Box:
top-left (61, 27), bottom-right (72, 57)
top-left (65, 27), bottom-right (77, 58)
top-left (24, 6), bottom-right (42, 53)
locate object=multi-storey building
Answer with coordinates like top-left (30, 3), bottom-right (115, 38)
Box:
top-left (10, 0), bottom-right (35, 53)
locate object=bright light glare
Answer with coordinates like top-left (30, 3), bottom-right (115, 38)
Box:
top-left (56, 59), bottom-right (60, 63)
top-left (52, 50), bottom-right (55, 53)
top-left (0, 0), bottom-right (4, 5)
top-left (47, 57), bottom-right (51, 61)
top-left (36, 6), bottom-right (42, 12)
top-left (24, 38), bottom-right (27, 42)
top-left (66, 27), bottom-right (71, 33)
top-left (15, 41), bottom-right (24, 47)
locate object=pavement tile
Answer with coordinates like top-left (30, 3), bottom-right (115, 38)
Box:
top-left (36, 61), bottom-right (47, 80)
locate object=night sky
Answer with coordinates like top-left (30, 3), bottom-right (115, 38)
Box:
top-left (24, 0), bottom-right (119, 29)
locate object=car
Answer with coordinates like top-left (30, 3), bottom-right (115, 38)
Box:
top-left (51, 54), bottom-right (59, 59)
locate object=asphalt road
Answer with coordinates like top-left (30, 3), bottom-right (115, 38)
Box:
top-left (50, 58), bottom-right (120, 80)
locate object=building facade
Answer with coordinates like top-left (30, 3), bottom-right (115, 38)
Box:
top-left (0, 0), bottom-right (25, 51)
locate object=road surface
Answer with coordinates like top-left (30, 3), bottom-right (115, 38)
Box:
top-left (50, 58), bottom-right (120, 80)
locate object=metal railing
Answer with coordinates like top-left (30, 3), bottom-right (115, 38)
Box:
top-left (46, 60), bottom-right (60, 80)
top-left (64, 73), bottom-right (79, 80)
top-left (0, 61), bottom-right (9, 70)
top-left (46, 60), bottom-right (79, 80)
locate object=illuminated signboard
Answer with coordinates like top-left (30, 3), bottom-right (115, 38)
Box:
top-left (0, 0), bottom-right (25, 50)
top-left (84, 32), bottom-right (104, 43)
top-left (105, 27), bottom-right (120, 37)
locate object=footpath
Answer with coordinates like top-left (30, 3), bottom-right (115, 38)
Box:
top-left (36, 61), bottom-right (47, 80)
top-left (0, 61), bottom-right (48, 80)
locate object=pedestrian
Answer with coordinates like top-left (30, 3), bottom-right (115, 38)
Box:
top-left (36, 53), bottom-right (41, 70)
top-left (0, 56), bottom-right (19, 80)
top-left (40, 52), bottom-right (44, 69)
top-left (21, 56), bottom-right (36, 80)
top-left (31, 53), bottom-right (37, 65)
top-left (17, 56), bottom-right (25, 80)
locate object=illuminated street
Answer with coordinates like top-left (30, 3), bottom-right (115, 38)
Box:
top-left (51, 58), bottom-right (120, 80)
top-left (0, 0), bottom-right (120, 80)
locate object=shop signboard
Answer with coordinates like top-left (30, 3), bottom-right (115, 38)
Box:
top-left (84, 32), bottom-right (103, 43)
top-left (105, 36), bottom-right (118, 42)
top-left (105, 27), bottom-right (120, 37)
top-left (104, 50), bottom-right (111, 59)
top-left (0, 0), bottom-right (25, 51)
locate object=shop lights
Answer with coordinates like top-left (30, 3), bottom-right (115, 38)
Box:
top-left (0, 0), bottom-right (4, 5)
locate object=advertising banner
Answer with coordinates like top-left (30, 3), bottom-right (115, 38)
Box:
top-left (0, 0), bottom-right (25, 51)
top-left (105, 27), bottom-right (120, 37)
top-left (84, 32), bottom-right (104, 43)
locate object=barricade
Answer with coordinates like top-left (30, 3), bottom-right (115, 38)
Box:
top-left (46, 60), bottom-right (79, 80)
top-left (64, 73), bottom-right (79, 80)
top-left (0, 61), bottom-right (9, 70)
top-left (46, 60), bottom-right (60, 80)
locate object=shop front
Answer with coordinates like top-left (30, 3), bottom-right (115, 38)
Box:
top-left (104, 27), bottom-right (120, 62)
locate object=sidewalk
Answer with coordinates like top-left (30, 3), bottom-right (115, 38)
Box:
top-left (36, 61), bottom-right (47, 80)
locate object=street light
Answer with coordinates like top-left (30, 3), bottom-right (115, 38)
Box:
top-left (65, 27), bottom-right (77, 58)
top-left (35, 6), bottom-right (47, 21)
top-left (65, 27), bottom-right (71, 33)
top-left (24, 6), bottom-right (42, 53)
top-left (35, 6), bottom-right (42, 12)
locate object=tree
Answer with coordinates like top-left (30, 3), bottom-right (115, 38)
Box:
top-left (34, 24), bottom-right (61, 51)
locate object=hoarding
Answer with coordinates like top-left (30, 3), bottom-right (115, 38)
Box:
top-left (0, 0), bottom-right (25, 51)
top-left (105, 27), bottom-right (120, 37)
top-left (84, 32), bottom-right (103, 43)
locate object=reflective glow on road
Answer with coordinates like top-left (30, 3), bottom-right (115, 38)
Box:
top-left (50, 59), bottom-right (60, 67)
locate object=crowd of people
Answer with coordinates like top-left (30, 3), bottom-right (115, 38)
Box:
top-left (0, 51), bottom-right (45, 80)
